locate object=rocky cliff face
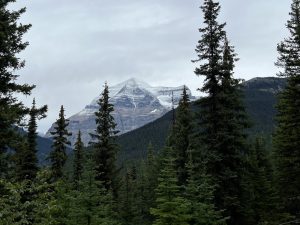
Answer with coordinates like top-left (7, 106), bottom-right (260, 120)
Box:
top-left (46, 78), bottom-right (195, 146)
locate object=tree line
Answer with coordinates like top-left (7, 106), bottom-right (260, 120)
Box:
top-left (0, 0), bottom-right (299, 224)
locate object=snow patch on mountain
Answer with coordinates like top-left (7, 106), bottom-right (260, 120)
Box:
top-left (46, 78), bottom-right (195, 146)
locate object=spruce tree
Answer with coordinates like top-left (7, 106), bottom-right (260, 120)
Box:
top-left (133, 142), bottom-right (159, 225)
top-left (217, 37), bottom-right (249, 224)
top-left (0, 177), bottom-right (49, 225)
top-left (73, 130), bottom-right (84, 190)
top-left (120, 167), bottom-right (140, 225)
top-left (144, 143), bottom-right (158, 220)
top-left (15, 99), bottom-right (47, 181)
top-left (192, 1), bottom-right (249, 224)
top-left (49, 106), bottom-right (71, 180)
top-left (185, 158), bottom-right (226, 225)
top-left (274, 0), bottom-right (300, 218)
top-left (68, 153), bottom-right (121, 225)
top-left (169, 86), bottom-right (193, 186)
top-left (90, 82), bottom-right (119, 193)
top-left (243, 137), bottom-right (277, 224)
top-left (150, 147), bottom-right (190, 225)
top-left (0, 0), bottom-right (34, 176)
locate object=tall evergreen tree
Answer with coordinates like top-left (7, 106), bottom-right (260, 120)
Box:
top-left (0, 0), bottom-right (34, 176)
top-left (90, 82), bottom-right (119, 193)
top-left (274, 0), bottom-right (300, 218)
top-left (150, 147), bottom-right (190, 225)
top-left (169, 86), bottom-right (193, 186)
top-left (15, 99), bottom-right (47, 181)
top-left (192, 1), bottom-right (249, 224)
top-left (73, 130), bottom-right (84, 190)
top-left (49, 106), bottom-right (71, 180)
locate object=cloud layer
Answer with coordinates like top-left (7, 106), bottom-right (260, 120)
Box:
top-left (12, 0), bottom-right (291, 133)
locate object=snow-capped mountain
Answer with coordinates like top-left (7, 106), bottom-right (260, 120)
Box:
top-left (46, 78), bottom-right (195, 146)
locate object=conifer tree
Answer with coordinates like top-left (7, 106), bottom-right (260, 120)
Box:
top-left (274, 0), bottom-right (300, 218)
top-left (150, 147), bottom-right (190, 225)
top-left (49, 106), bottom-right (71, 180)
top-left (144, 142), bottom-right (158, 215)
top-left (134, 142), bottom-right (159, 225)
top-left (185, 157), bottom-right (226, 225)
top-left (0, 179), bottom-right (26, 224)
top-left (15, 99), bottom-right (47, 181)
top-left (120, 167), bottom-right (140, 225)
top-left (68, 153), bottom-right (121, 225)
top-left (0, 0), bottom-right (34, 176)
top-left (90, 82), bottom-right (119, 193)
top-left (217, 37), bottom-right (249, 224)
top-left (73, 130), bottom-right (84, 190)
top-left (0, 176), bottom-right (51, 225)
top-left (243, 137), bottom-right (277, 224)
top-left (192, 1), bottom-right (249, 224)
top-left (169, 86), bottom-right (193, 186)
top-left (30, 169), bottom-right (57, 225)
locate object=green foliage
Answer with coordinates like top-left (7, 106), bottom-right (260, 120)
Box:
top-left (192, 1), bottom-right (249, 224)
top-left (0, 179), bottom-right (29, 224)
top-left (150, 147), bottom-right (191, 225)
top-left (15, 99), bottom-right (47, 181)
top-left (117, 109), bottom-right (173, 162)
top-left (119, 143), bottom-right (160, 225)
top-left (143, 143), bottom-right (159, 223)
top-left (241, 137), bottom-right (280, 225)
top-left (67, 153), bottom-right (121, 225)
top-left (274, 0), bottom-right (300, 219)
top-left (168, 86), bottom-right (193, 186)
top-left (34, 156), bottom-right (121, 225)
top-left (185, 160), bottom-right (226, 225)
top-left (90, 83), bottom-right (119, 193)
top-left (0, 0), bottom-right (34, 177)
top-left (0, 170), bottom-right (55, 225)
top-left (49, 105), bottom-right (72, 180)
top-left (73, 130), bottom-right (84, 189)
top-left (117, 77), bottom-right (286, 163)
top-left (119, 167), bottom-right (140, 225)
top-left (1, 1), bottom-right (300, 224)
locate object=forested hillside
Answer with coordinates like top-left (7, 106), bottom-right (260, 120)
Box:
top-left (35, 76), bottom-right (287, 164)
top-left (117, 77), bottom-right (286, 162)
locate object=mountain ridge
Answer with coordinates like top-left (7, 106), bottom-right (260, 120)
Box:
top-left (117, 76), bottom-right (287, 161)
top-left (45, 78), bottom-right (195, 146)
top-left (37, 77), bottom-right (286, 163)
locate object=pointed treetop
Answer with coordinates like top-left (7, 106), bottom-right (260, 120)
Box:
top-left (222, 35), bottom-right (239, 80)
top-left (32, 98), bottom-right (36, 107)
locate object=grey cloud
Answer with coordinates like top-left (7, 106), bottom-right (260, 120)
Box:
top-left (12, 0), bottom-right (291, 133)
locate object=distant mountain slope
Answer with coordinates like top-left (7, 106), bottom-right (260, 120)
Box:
top-left (36, 135), bottom-right (72, 165)
top-left (39, 77), bottom-right (286, 163)
top-left (243, 77), bottom-right (286, 133)
top-left (117, 77), bottom-right (287, 162)
top-left (45, 78), bottom-right (195, 146)
top-left (36, 135), bottom-right (53, 164)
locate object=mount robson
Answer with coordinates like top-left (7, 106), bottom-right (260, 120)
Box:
top-left (45, 78), bottom-right (196, 146)
top-left (35, 76), bottom-right (286, 162)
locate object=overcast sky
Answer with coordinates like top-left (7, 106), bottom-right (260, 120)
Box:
top-left (13, 0), bottom-right (291, 134)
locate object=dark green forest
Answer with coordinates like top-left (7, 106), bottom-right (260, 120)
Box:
top-left (0, 0), bottom-right (300, 224)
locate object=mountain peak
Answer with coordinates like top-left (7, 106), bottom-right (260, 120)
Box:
top-left (46, 78), bottom-right (195, 146)
top-left (116, 77), bottom-right (151, 89)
